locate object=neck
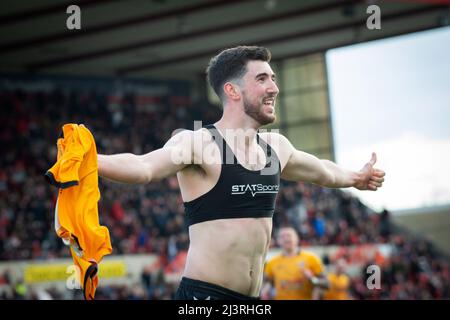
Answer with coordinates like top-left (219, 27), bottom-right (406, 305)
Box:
top-left (283, 248), bottom-right (299, 257)
top-left (214, 103), bottom-right (260, 148)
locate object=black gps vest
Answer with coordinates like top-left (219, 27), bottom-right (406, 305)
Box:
top-left (184, 124), bottom-right (281, 226)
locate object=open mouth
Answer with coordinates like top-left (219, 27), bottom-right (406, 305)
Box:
top-left (263, 98), bottom-right (275, 106)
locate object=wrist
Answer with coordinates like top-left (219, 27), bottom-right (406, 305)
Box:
top-left (352, 171), bottom-right (363, 189)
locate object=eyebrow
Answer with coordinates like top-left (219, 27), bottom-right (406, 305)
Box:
top-left (255, 72), bottom-right (276, 79)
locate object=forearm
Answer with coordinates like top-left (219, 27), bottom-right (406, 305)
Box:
top-left (321, 160), bottom-right (359, 188)
top-left (97, 153), bottom-right (151, 184)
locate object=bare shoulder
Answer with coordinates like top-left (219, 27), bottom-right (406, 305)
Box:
top-left (258, 131), bottom-right (293, 168)
top-left (168, 127), bottom-right (218, 166)
top-left (165, 128), bottom-right (195, 146)
top-left (258, 131), bottom-right (290, 146)
top-left (165, 127), bottom-right (212, 144)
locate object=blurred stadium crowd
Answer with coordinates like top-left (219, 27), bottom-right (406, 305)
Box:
top-left (0, 82), bottom-right (449, 300)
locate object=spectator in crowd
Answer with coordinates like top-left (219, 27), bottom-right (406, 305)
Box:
top-left (322, 258), bottom-right (352, 300)
top-left (263, 227), bottom-right (329, 300)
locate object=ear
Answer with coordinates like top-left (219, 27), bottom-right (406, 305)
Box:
top-left (223, 82), bottom-right (240, 101)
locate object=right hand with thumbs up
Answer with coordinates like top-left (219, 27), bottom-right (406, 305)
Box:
top-left (354, 152), bottom-right (385, 191)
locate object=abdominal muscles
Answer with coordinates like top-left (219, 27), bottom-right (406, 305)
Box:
top-left (184, 217), bottom-right (272, 296)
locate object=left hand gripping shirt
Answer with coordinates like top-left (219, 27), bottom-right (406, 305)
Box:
top-left (45, 123), bottom-right (112, 300)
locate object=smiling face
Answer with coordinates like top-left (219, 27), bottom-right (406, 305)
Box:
top-left (239, 60), bottom-right (279, 126)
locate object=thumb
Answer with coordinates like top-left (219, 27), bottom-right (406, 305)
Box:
top-left (369, 152), bottom-right (377, 166)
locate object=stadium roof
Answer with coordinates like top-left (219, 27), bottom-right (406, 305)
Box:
top-left (0, 0), bottom-right (448, 79)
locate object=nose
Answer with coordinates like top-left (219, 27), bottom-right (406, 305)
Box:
top-left (267, 79), bottom-right (279, 95)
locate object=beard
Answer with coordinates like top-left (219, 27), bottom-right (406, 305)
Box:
top-left (243, 95), bottom-right (276, 126)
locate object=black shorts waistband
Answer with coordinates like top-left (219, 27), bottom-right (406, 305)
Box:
top-left (179, 277), bottom-right (260, 300)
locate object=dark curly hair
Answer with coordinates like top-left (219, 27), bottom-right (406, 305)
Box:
top-left (206, 46), bottom-right (272, 101)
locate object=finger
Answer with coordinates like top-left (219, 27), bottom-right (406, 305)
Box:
top-left (369, 152), bottom-right (377, 166)
top-left (373, 169), bottom-right (385, 177)
top-left (368, 183), bottom-right (378, 191)
top-left (370, 176), bottom-right (384, 183)
top-left (369, 180), bottom-right (382, 187)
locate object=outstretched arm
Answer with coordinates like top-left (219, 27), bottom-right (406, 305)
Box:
top-left (278, 134), bottom-right (385, 190)
top-left (98, 130), bottom-right (194, 184)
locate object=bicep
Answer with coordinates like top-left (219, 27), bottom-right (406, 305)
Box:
top-left (139, 130), bottom-right (194, 182)
top-left (257, 132), bottom-right (333, 184)
top-left (281, 148), bottom-right (331, 184)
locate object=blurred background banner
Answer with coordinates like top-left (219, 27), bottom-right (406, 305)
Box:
top-left (0, 0), bottom-right (449, 300)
